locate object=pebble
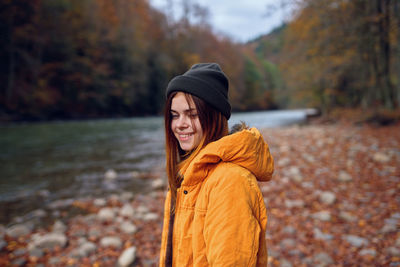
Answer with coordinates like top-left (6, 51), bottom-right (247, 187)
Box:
top-left (280, 238), bottom-right (296, 248)
top-left (151, 178), bottom-right (166, 190)
top-left (31, 233), bottom-right (68, 249)
top-left (120, 204), bottom-right (135, 218)
top-left (6, 224), bottom-right (31, 238)
top-left (313, 252), bottom-right (333, 267)
top-left (105, 169), bottom-right (118, 180)
top-left (120, 221), bottom-right (138, 234)
top-left (286, 166), bottom-right (303, 182)
top-left (342, 235), bottom-right (369, 248)
top-left (339, 211), bottom-right (357, 222)
top-left (372, 152), bottom-right (391, 163)
top-left (338, 171), bottom-right (352, 182)
top-left (313, 228), bottom-right (333, 241)
top-left (100, 236), bottom-right (122, 248)
top-left (48, 257), bottom-right (61, 265)
top-left (312, 211), bottom-right (331, 221)
top-left (387, 247), bottom-right (400, 257)
top-left (120, 192), bottom-right (134, 202)
top-left (13, 248), bottom-right (27, 256)
top-left (319, 191), bottom-right (336, 205)
top-left (118, 246), bottom-right (137, 267)
top-left (52, 220), bottom-right (67, 233)
top-left (277, 157), bottom-right (291, 167)
top-left (70, 241), bottom-right (97, 258)
top-left (48, 198), bottom-right (74, 209)
top-left (88, 228), bottom-right (102, 239)
top-left (29, 247), bottom-right (44, 258)
top-left (380, 223), bottom-right (397, 234)
top-left (98, 207), bottom-right (115, 222)
top-left (280, 258), bottom-right (293, 267)
top-left (143, 212), bottom-right (159, 221)
top-left (93, 198), bottom-right (107, 206)
top-left (359, 248), bottom-right (377, 257)
top-left (282, 226), bottom-right (296, 235)
top-left (0, 238), bottom-right (7, 250)
top-left (30, 209), bottom-right (47, 218)
top-left (284, 199), bottom-right (305, 209)
top-left (11, 258), bottom-right (27, 266)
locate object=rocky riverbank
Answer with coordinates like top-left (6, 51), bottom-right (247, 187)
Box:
top-left (1, 122), bottom-right (399, 266)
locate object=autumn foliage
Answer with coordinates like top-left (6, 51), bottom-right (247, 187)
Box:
top-left (1, 0), bottom-right (399, 121)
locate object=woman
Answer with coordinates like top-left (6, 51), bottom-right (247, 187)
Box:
top-left (159, 63), bottom-right (274, 266)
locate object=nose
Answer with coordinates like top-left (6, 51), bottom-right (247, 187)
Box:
top-left (176, 114), bottom-right (190, 129)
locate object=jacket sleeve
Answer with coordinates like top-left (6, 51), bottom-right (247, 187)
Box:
top-left (203, 164), bottom-right (263, 266)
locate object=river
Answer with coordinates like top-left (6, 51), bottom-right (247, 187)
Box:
top-left (0, 109), bottom-right (310, 224)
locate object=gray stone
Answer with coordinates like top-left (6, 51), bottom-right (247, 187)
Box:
top-left (32, 233), bottom-right (68, 249)
top-left (93, 198), bottom-right (107, 207)
top-left (151, 178), bottom-right (165, 190)
top-left (120, 221), bottom-right (137, 234)
top-left (372, 152), bottom-right (391, 163)
top-left (387, 247), bottom-right (400, 257)
top-left (0, 238), bottom-right (7, 250)
top-left (338, 171), bottom-right (352, 182)
top-left (71, 241), bottom-right (97, 258)
top-left (120, 204), bottom-right (135, 218)
top-left (48, 257), bottom-right (61, 265)
top-left (380, 223), bottom-right (397, 234)
top-left (30, 209), bottom-right (47, 218)
top-left (143, 212), bottom-right (159, 221)
top-left (313, 252), bottom-right (333, 267)
top-left (0, 225), bottom-right (5, 237)
top-left (359, 249), bottom-right (377, 257)
top-left (282, 226), bottom-right (296, 235)
top-left (118, 246), bottom-right (137, 267)
top-left (313, 228), bottom-right (333, 241)
top-left (339, 211), bottom-right (357, 222)
top-left (100, 236), bottom-right (122, 248)
top-left (286, 166), bottom-right (303, 182)
top-left (48, 198), bottom-right (74, 209)
top-left (312, 211), bottom-right (331, 221)
top-left (88, 228), bottom-right (102, 239)
top-left (391, 213), bottom-right (400, 219)
top-left (280, 238), bottom-right (296, 248)
top-left (136, 205), bottom-right (149, 215)
top-left (120, 192), bottom-right (134, 202)
top-left (6, 224), bottom-right (31, 238)
top-left (319, 191), bottom-right (336, 205)
top-left (29, 248), bottom-right (44, 258)
top-left (284, 199), bottom-right (305, 209)
top-left (105, 169), bottom-right (118, 180)
top-left (280, 258), bottom-right (293, 267)
top-left (13, 248), bottom-right (27, 256)
top-left (98, 207), bottom-right (115, 222)
top-left (11, 258), bottom-right (27, 266)
top-left (71, 228), bottom-right (87, 237)
top-left (343, 235), bottom-right (369, 248)
top-left (52, 220), bottom-right (67, 233)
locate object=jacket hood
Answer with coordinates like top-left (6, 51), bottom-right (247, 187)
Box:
top-left (181, 127), bottom-right (274, 186)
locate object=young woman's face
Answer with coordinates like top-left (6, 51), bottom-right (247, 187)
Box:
top-left (170, 92), bottom-right (203, 152)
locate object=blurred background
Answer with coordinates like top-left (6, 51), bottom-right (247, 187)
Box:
top-left (0, 0), bottom-right (399, 266)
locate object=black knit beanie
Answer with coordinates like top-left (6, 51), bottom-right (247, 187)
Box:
top-left (166, 63), bottom-right (231, 119)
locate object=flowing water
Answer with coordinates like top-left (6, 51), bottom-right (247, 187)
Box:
top-left (0, 109), bottom-right (310, 224)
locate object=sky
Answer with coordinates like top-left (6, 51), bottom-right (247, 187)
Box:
top-left (149, 0), bottom-right (293, 43)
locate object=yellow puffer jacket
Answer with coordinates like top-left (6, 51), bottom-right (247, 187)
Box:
top-left (159, 128), bottom-right (274, 266)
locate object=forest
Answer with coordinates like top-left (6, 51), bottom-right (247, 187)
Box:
top-left (0, 0), bottom-right (399, 121)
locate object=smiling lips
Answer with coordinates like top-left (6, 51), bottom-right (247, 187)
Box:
top-left (177, 133), bottom-right (194, 141)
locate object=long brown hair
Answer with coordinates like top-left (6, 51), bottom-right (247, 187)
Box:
top-left (164, 92), bottom-right (229, 206)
